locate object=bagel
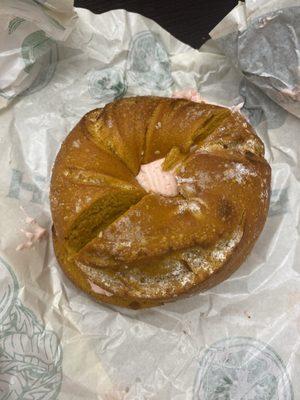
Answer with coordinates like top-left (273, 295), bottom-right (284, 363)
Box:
top-left (50, 96), bottom-right (271, 308)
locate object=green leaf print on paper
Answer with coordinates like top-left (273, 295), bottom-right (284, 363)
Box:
top-left (0, 257), bottom-right (62, 400)
top-left (21, 30), bottom-right (58, 96)
top-left (16, 0), bottom-right (65, 31)
top-left (0, 28), bottom-right (59, 101)
top-left (8, 17), bottom-right (25, 35)
top-left (88, 67), bottom-right (127, 101)
top-left (0, 260), bottom-right (18, 326)
top-left (126, 31), bottom-right (173, 90)
top-left (194, 337), bottom-right (293, 400)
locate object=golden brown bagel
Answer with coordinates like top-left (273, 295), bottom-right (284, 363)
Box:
top-left (50, 96), bottom-right (271, 309)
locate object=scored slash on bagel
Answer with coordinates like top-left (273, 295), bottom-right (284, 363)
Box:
top-left (50, 96), bottom-right (271, 309)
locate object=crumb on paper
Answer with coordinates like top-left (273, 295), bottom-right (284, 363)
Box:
top-left (244, 311), bottom-right (251, 319)
top-left (16, 207), bottom-right (48, 251)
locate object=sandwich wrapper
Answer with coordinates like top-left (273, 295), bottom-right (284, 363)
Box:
top-left (0, 0), bottom-right (299, 398)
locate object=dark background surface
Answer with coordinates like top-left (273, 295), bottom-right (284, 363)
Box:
top-left (74, 0), bottom-right (237, 49)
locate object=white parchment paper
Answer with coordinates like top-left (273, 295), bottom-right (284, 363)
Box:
top-left (0, 1), bottom-right (299, 399)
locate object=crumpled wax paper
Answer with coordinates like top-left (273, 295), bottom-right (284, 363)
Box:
top-left (0, 0), bottom-right (300, 399)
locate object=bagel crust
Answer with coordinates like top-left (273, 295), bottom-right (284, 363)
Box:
top-left (50, 96), bottom-right (271, 309)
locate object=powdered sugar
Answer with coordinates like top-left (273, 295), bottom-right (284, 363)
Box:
top-left (85, 196), bottom-right (92, 204)
top-left (176, 176), bottom-right (194, 184)
top-left (72, 139), bottom-right (81, 148)
top-left (223, 163), bottom-right (257, 184)
top-left (181, 250), bottom-right (214, 274)
top-left (107, 118), bottom-right (113, 128)
top-left (210, 228), bottom-right (243, 263)
top-left (176, 199), bottom-right (202, 215)
top-left (75, 198), bottom-right (83, 213)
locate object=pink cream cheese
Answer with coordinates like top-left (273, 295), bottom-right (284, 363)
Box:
top-left (136, 158), bottom-right (178, 197)
top-left (88, 280), bottom-right (113, 297)
top-left (172, 88), bottom-right (246, 116)
top-left (16, 207), bottom-right (47, 251)
top-left (172, 88), bottom-right (203, 103)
